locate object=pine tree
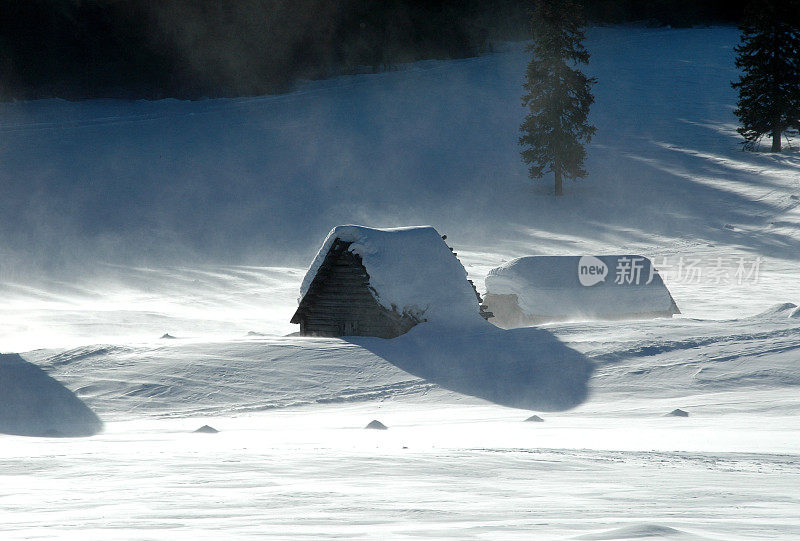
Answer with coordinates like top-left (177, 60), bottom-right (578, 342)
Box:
top-left (519, 0), bottom-right (596, 196)
top-left (732, 1), bottom-right (800, 152)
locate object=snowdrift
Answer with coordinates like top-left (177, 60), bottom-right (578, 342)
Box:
top-left (20, 324), bottom-right (593, 418)
top-left (18, 302), bottom-right (800, 420)
top-left (485, 255), bottom-right (679, 327)
top-left (24, 340), bottom-right (455, 420)
top-left (352, 322), bottom-right (594, 411)
top-left (0, 353), bottom-right (103, 437)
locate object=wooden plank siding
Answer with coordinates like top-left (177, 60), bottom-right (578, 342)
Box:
top-left (484, 292), bottom-right (678, 328)
top-left (291, 239), bottom-right (419, 338)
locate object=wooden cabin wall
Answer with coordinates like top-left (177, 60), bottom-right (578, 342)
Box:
top-left (483, 293), bottom-right (528, 329)
top-left (299, 250), bottom-right (416, 339)
top-left (483, 292), bottom-right (678, 328)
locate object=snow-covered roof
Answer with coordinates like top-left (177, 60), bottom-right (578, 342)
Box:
top-left (300, 225), bottom-right (482, 325)
top-left (486, 255), bottom-right (678, 319)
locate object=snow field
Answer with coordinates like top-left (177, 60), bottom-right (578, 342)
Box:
top-left (1, 25), bottom-right (800, 539)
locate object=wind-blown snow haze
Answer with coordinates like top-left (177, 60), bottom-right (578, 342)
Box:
top-left (1, 25), bottom-right (799, 540)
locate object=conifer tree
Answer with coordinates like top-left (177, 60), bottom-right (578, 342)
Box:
top-left (732, 1), bottom-right (800, 152)
top-left (519, 0), bottom-right (596, 196)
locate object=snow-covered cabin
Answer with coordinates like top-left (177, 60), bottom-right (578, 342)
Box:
top-left (291, 226), bottom-right (490, 338)
top-left (484, 255), bottom-right (680, 328)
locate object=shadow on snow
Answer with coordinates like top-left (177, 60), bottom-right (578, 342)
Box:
top-left (0, 353), bottom-right (103, 437)
top-left (348, 322), bottom-right (594, 412)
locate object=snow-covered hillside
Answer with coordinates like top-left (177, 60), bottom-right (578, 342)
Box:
top-left (1, 26), bottom-right (799, 347)
top-left (0, 27), bottom-right (797, 270)
top-left (2, 26), bottom-right (800, 540)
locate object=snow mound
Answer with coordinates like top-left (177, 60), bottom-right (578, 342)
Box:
top-left (0, 353), bottom-right (103, 437)
top-left (25, 340), bottom-right (458, 420)
top-left (485, 256), bottom-right (678, 325)
top-left (757, 302), bottom-right (797, 316)
top-left (576, 523), bottom-right (695, 540)
top-left (667, 409), bottom-right (689, 417)
top-left (300, 225), bottom-right (482, 325)
top-left (24, 322), bottom-right (592, 418)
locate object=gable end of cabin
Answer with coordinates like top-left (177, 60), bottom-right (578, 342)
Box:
top-left (291, 239), bottom-right (419, 338)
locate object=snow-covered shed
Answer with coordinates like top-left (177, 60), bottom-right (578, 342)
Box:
top-left (291, 226), bottom-right (490, 338)
top-left (484, 255), bottom-right (680, 328)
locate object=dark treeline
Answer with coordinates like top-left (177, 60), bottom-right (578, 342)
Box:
top-left (0, 0), bottom-right (748, 100)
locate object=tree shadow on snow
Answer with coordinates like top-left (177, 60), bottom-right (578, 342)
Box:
top-left (347, 323), bottom-right (594, 411)
top-left (0, 353), bottom-right (103, 437)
